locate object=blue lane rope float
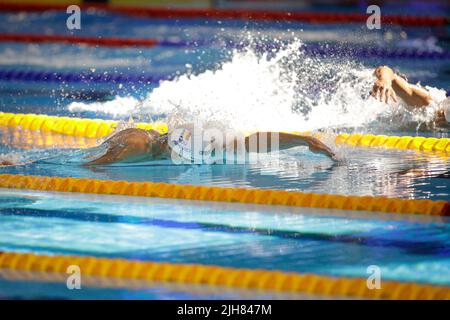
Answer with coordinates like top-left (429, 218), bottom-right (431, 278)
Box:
top-left (0, 69), bottom-right (173, 85)
top-left (302, 44), bottom-right (450, 60)
top-left (1, 32), bottom-right (450, 60)
top-left (243, 42), bottom-right (450, 60)
top-left (1, 69), bottom-right (450, 97)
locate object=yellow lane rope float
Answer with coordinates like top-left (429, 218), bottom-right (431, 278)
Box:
top-left (0, 252), bottom-right (448, 300)
top-left (0, 268), bottom-right (316, 299)
top-left (335, 133), bottom-right (450, 152)
top-left (0, 112), bottom-right (168, 138)
top-left (0, 174), bottom-right (448, 216)
top-left (1, 112), bottom-right (449, 152)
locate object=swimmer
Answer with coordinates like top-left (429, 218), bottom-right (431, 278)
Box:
top-left (0, 122), bottom-right (336, 167)
top-left (371, 66), bottom-right (450, 127)
top-left (83, 127), bottom-right (337, 165)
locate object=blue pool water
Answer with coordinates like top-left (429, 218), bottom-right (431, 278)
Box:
top-left (0, 7), bottom-right (449, 299)
top-left (1, 132), bottom-right (449, 200)
top-left (0, 190), bottom-right (449, 287)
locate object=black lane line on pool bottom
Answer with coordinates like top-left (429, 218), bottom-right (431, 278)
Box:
top-left (0, 207), bottom-right (448, 256)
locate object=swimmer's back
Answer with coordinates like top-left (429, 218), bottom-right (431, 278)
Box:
top-left (103, 128), bottom-right (159, 146)
top-left (86, 128), bottom-right (162, 165)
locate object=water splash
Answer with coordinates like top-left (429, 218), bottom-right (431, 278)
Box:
top-left (68, 96), bottom-right (139, 117)
top-left (141, 41), bottom-right (388, 132)
top-left (66, 40), bottom-right (445, 132)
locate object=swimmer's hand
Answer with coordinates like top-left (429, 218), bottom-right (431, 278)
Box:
top-left (302, 136), bottom-right (337, 161)
top-left (371, 66), bottom-right (397, 104)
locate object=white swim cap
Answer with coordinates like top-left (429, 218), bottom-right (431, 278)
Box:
top-left (442, 97), bottom-right (450, 123)
top-left (168, 128), bottom-right (214, 164)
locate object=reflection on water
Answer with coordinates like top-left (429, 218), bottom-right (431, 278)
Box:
top-left (1, 128), bottom-right (449, 201)
top-left (0, 126), bottom-right (98, 150)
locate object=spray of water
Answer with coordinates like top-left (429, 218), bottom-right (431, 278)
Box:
top-left (67, 40), bottom-right (446, 133)
top-left (68, 96), bottom-right (139, 118)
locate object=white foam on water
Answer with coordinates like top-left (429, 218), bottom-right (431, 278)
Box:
top-left (68, 96), bottom-right (139, 117)
top-left (66, 41), bottom-right (446, 132)
top-left (138, 41), bottom-right (391, 132)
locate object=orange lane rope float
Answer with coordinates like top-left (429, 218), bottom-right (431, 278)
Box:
top-left (1, 112), bottom-right (449, 152)
top-left (0, 252), bottom-right (448, 300)
top-left (0, 174), bottom-right (448, 216)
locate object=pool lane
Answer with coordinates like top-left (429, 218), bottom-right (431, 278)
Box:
top-left (0, 189), bottom-right (449, 286)
top-left (1, 138), bottom-right (449, 201)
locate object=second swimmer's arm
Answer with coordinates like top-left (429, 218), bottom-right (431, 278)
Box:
top-left (372, 66), bottom-right (433, 107)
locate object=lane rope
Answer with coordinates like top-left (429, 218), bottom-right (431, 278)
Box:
top-left (0, 252), bottom-right (448, 300)
top-left (334, 133), bottom-right (450, 153)
top-left (0, 69), bottom-right (170, 85)
top-left (1, 112), bottom-right (449, 153)
top-left (0, 3), bottom-right (447, 27)
top-left (0, 69), bottom-right (448, 99)
top-left (1, 34), bottom-right (449, 60)
top-left (0, 174), bottom-right (448, 216)
top-left (0, 112), bottom-right (167, 138)
top-left (0, 268), bottom-right (317, 299)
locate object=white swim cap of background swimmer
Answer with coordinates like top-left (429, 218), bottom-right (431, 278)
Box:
top-left (168, 128), bottom-right (214, 164)
top-left (442, 97), bottom-right (450, 123)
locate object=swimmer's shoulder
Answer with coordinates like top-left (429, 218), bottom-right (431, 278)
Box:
top-left (104, 128), bottom-right (161, 143)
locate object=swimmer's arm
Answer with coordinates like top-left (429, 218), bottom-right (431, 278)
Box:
top-left (372, 66), bottom-right (433, 107)
top-left (243, 132), bottom-right (336, 160)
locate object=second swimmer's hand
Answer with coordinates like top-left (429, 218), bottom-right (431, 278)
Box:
top-left (371, 79), bottom-right (397, 104)
top-left (371, 66), bottom-right (397, 104)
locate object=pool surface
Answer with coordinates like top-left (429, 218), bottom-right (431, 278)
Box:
top-left (0, 2), bottom-right (449, 300)
top-left (0, 188), bottom-right (449, 299)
